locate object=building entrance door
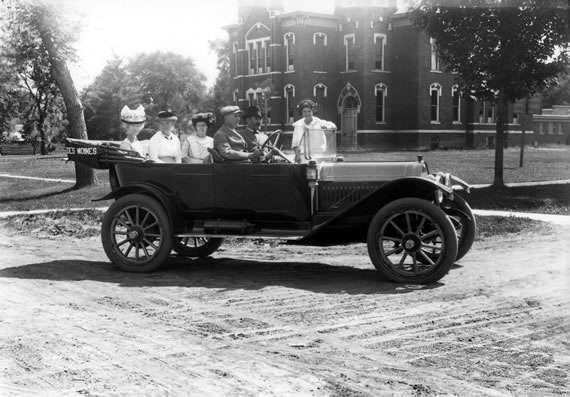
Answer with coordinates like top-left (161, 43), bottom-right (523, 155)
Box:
top-left (341, 96), bottom-right (358, 148)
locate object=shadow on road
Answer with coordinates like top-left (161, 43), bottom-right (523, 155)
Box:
top-left (0, 256), bottom-right (443, 295)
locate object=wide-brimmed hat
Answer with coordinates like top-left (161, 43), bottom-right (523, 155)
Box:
top-left (191, 112), bottom-right (215, 127)
top-left (243, 105), bottom-right (262, 119)
top-left (120, 105), bottom-right (146, 124)
top-left (220, 105), bottom-right (243, 117)
top-left (157, 110), bottom-right (178, 121)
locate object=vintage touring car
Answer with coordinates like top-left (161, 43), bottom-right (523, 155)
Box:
top-left (65, 129), bottom-right (475, 284)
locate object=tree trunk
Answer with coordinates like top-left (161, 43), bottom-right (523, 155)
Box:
top-left (36, 18), bottom-right (96, 188)
top-left (493, 90), bottom-right (508, 187)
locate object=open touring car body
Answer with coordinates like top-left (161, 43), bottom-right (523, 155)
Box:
top-left (65, 134), bottom-right (475, 284)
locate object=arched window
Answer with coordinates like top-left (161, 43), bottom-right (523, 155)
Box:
top-left (313, 83), bottom-right (328, 98)
top-left (451, 85), bottom-right (461, 123)
top-left (313, 33), bottom-right (327, 72)
top-left (284, 84), bottom-right (295, 123)
top-left (430, 83), bottom-right (442, 123)
top-left (344, 34), bottom-right (356, 71)
top-left (284, 33), bottom-right (295, 71)
top-left (430, 37), bottom-right (440, 71)
top-left (373, 34), bottom-right (386, 71)
top-left (232, 42), bottom-right (238, 76)
top-left (375, 84), bottom-right (387, 122)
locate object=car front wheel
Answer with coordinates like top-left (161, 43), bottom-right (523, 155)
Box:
top-left (102, 194), bottom-right (173, 272)
top-left (367, 198), bottom-right (458, 284)
top-left (442, 195), bottom-right (477, 262)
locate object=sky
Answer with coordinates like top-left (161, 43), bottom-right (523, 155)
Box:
top-left (60, 0), bottom-right (338, 91)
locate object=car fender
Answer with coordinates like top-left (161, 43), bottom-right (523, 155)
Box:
top-left (303, 177), bottom-right (453, 244)
top-left (94, 183), bottom-right (182, 228)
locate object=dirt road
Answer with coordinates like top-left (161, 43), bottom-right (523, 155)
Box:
top-left (0, 224), bottom-right (568, 396)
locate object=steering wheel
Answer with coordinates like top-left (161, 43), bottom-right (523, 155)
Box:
top-left (261, 129), bottom-right (282, 150)
top-left (262, 141), bottom-right (293, 163)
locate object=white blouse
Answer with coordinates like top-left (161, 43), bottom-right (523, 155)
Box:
top-left (292, 116), bottom-right (336, 157)
top-left (182, 135), bottom-right (214, 164)
top-left (120, 138), bottom-right (146, 157)
top-left (148, 132), bottom-right (182, 163)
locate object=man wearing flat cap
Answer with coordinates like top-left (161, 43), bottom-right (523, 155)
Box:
top-left (213, 105), bottom-right (264, 162)
top-left (148, 110), bottom-right (182, 163)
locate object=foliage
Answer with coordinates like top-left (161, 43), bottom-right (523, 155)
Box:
top-left (81, 56), bottom-right (128, 140)
top-left (0, 0), bottom-right (78, 153)
top-left (83, 51), bottom-right (210, 140)
top-left (1, 0), bottom-right (95, 186)
top-left (205, 38), bottom-right (232, 114)
top-left (542, 69), bottom-right (570, 107)
top-left (413, 0), bottom-right (569, 186)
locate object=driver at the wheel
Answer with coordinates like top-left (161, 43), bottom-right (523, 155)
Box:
top-left (241, 105), bottom-right (268, 149)
top-left (213, 106), bottom-right (264, 162)
top-left (241, 106), bottom-right (270, 162)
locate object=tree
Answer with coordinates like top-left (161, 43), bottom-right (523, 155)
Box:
top-left (127, 51), bottom-right (208, 120)
top-left (82, 56), bottom-right (129, 141)
top-left (543, 70), bottom-right (570, 108)
top-left (1, 0), bottom-right (95, 187)
top-left (0, 3), bottom-right (62, 155)
top-left (206, 38), bottom-right (232, 112)
top-left (83, 52), bottom-right (209, 139)
top-left (413, 0), bottom-right (569, 187)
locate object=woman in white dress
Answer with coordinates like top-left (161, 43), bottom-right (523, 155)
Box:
top-left (181, 112), bottom-right (215, 164)
top-left (119, 105), bottom-right (147, 157)
top-left (148, 110), bottom-right (182, 163)
top-left (291, 99), bottom-right (336, 163)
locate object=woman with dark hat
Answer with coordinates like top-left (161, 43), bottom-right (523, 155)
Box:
top-left (148, 110), bottom-right (182, 163)
top-left (291, 99), bottom-right (336, 163)
top-left (181, 112), bottom-right (215, 163)
top-left (119, 105), bottom-right (147, 157)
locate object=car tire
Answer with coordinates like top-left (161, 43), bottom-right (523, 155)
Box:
top-left (367, 198), bottom-right (458, 284)
top-left (102, 194), bottom-right (173, 272)
top-left (443, 195), bottom-right (477, 262)
top-left (172, 237), bottom-right (223, 257)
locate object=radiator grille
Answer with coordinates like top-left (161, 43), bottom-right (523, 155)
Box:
top-left (318, 182), bottom-right (379, 211)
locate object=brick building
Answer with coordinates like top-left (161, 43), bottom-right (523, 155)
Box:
top-left (224, 0), bottom-right (523, 150)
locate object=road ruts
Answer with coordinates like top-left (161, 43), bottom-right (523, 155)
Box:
top-left (0, 226), bottom-right (568, 396)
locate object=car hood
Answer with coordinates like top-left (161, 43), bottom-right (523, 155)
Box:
top-left (319, 161), bottom-right (425, 182)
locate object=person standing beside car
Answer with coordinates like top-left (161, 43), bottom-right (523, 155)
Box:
top-left (291, 99), bottom-right (336, 163)
top-left (213, 105), bottom-right (263, 162)
top-left (148, 110), bottom-right (182, 163)
top-left (119, 105), bottom-right (147, 157)
top-left (181, 112), bottom-right (215, 163)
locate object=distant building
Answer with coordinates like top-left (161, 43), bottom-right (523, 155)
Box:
top-left (533, 105), bottom-right (570, 146)
top-left (224, 0), bottom-right (525, 150)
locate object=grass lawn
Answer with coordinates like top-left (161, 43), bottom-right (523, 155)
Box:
top-left (341, 146), bottom-right (570, 184)
top-left (0, 146), bottom-right (569, 214)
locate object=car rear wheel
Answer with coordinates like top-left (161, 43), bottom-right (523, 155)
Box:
top-left (102, 194), bottom-right (173, 272)
top-left (367, 198), bottom-right (458, 284)
top-left (172, 237), bottom-right (223, 257)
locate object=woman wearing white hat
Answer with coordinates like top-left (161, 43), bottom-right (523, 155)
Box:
top-left (119, 105), bottom-right (147, 157)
